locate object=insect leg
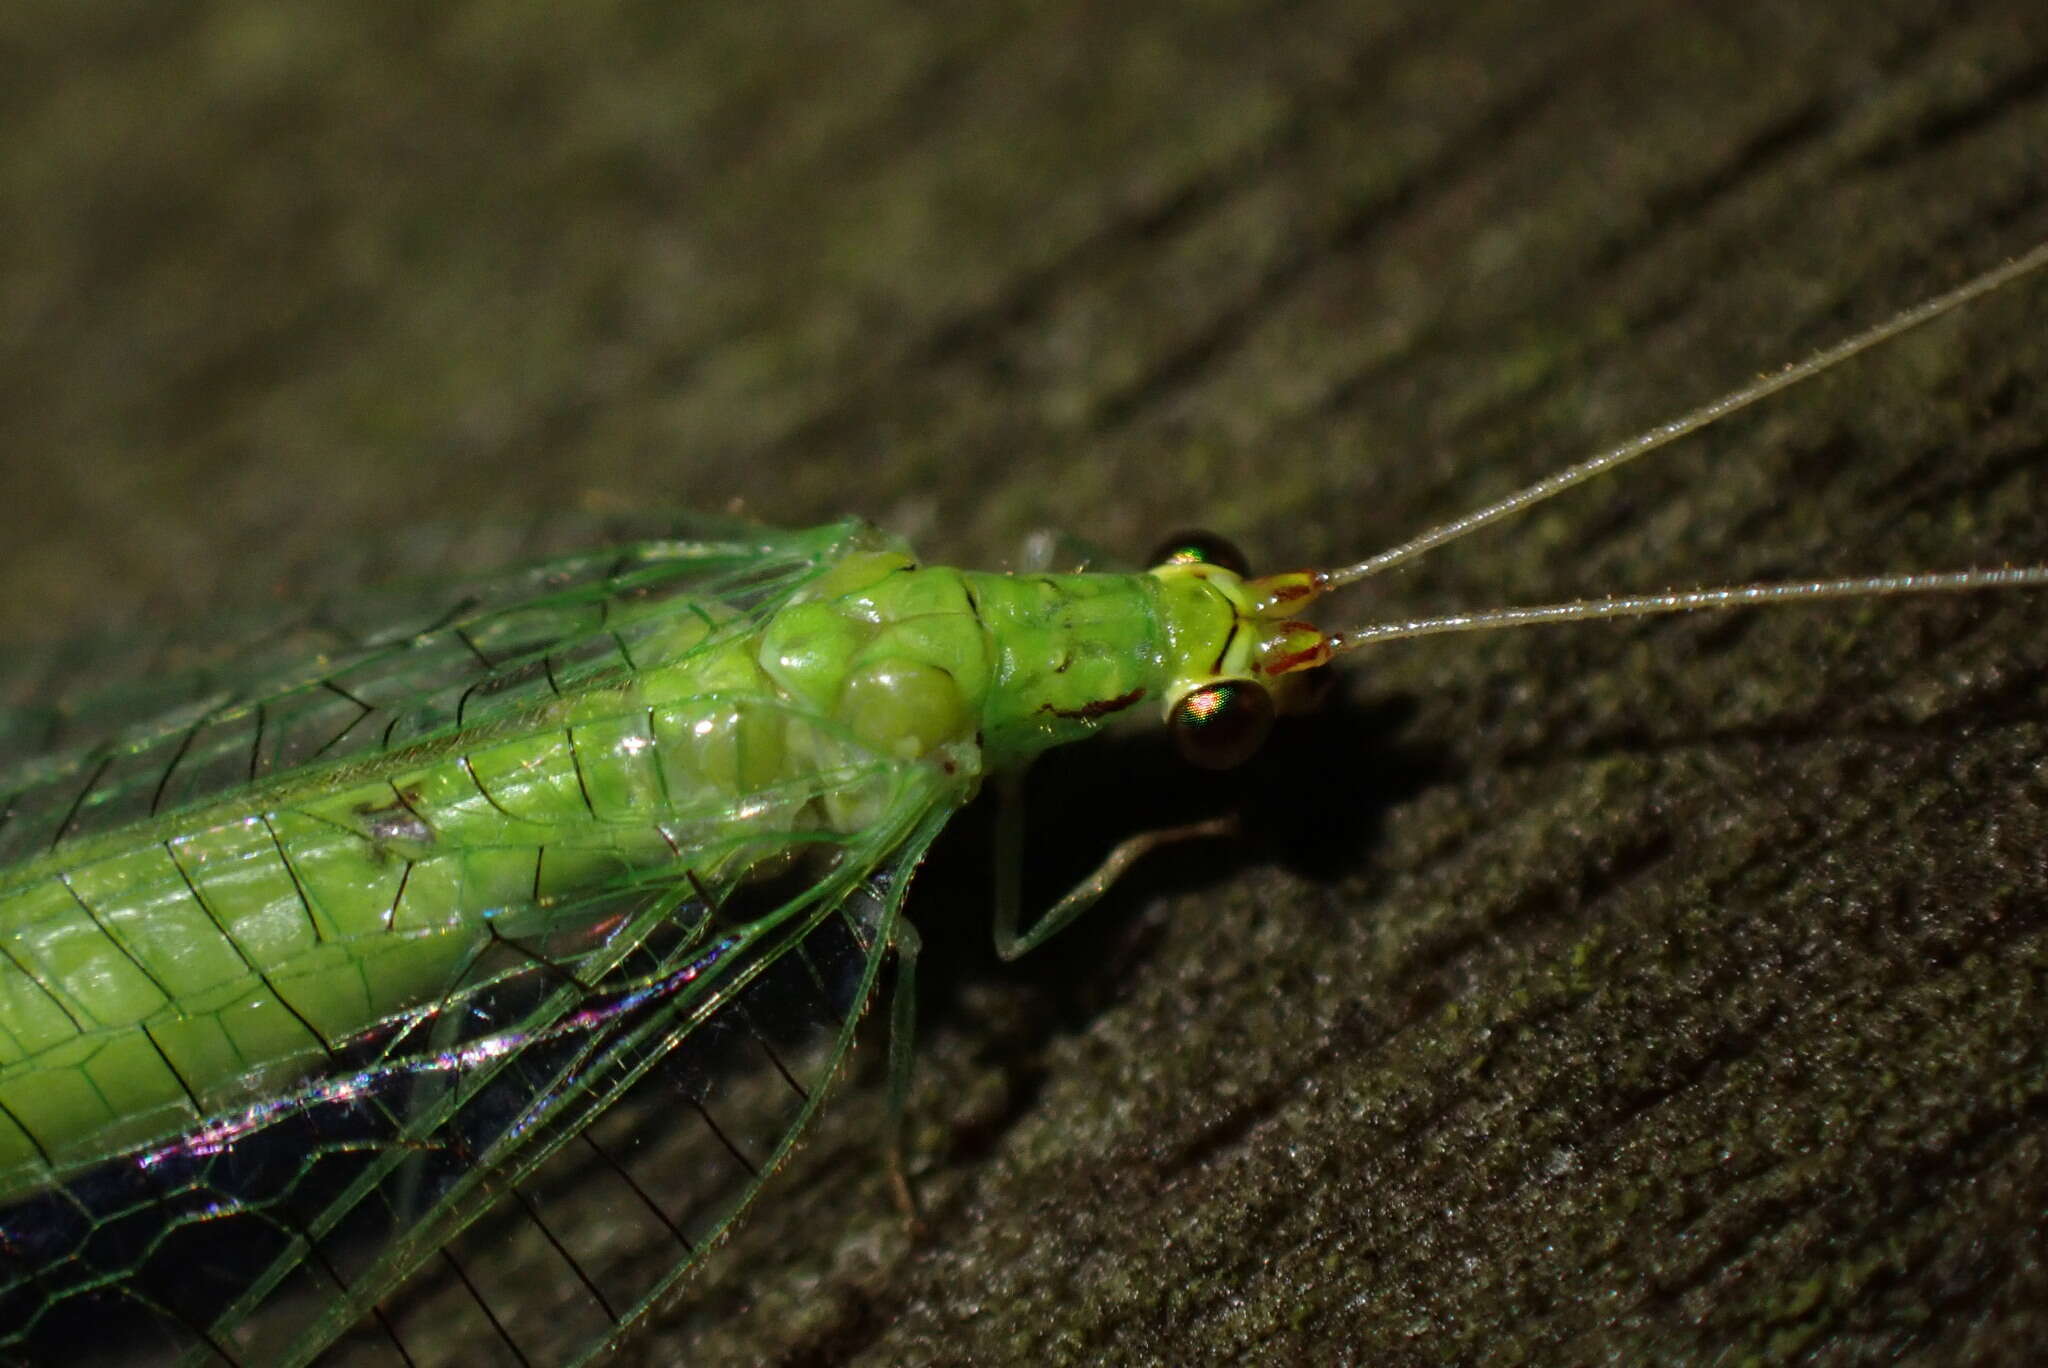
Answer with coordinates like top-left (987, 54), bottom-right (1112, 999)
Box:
top-left (991, 771), bottom-right (1240, 961)
top-left (883, 917), bottom-right (924, 1230)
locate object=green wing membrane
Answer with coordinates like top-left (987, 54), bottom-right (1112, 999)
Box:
top-left (0, 517), bottom-right (872, 856)
top-left (0, 518), bottom-right (954, 1366)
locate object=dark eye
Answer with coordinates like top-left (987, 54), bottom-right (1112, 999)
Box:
top-left (1169, 679), bottom-right (1275, 770)
top-left (1147, 529), bottom-right (1252, 578)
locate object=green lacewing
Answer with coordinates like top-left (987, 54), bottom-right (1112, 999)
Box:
top-left (2, 241), bottom-right (2046, 1367)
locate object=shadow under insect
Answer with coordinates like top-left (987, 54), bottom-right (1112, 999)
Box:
top-left (897, 683), bottom-right (1443, 1163)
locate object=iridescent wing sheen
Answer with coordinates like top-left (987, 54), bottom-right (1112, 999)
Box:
top-left (0, 516), bottom-right (958, 1366)
top-left (6, 787), bottom-right (952, 1367)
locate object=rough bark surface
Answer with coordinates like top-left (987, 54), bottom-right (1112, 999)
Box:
top-left (3, 2), bottom-right (2046, 1364)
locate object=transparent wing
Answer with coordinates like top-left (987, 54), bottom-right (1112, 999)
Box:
top-left (0, 776), bottom-right (953, 1368)
top-left (0, 510), bottom-right (763, 751)
top-left (0, 514), bottom-right (957, 1365)
top-left (0, 509), bottom-right (811, 730)
top-left (0, 517), bottom-right (891, 862)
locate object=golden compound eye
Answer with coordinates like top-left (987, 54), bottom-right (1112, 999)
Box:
top-left (1169, 679), bottom-right (1275, 770)
top-left (1147, 529), bottom-right (1252, 578)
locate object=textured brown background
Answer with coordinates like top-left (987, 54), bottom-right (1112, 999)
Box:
top-left (4, 1), bottom-right (2047, 1363)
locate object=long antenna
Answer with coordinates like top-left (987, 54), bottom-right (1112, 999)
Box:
top-left (1329, 567), bottom-right (2048, 653)
top-left (1316, 240), bottom-right (2048, 592)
